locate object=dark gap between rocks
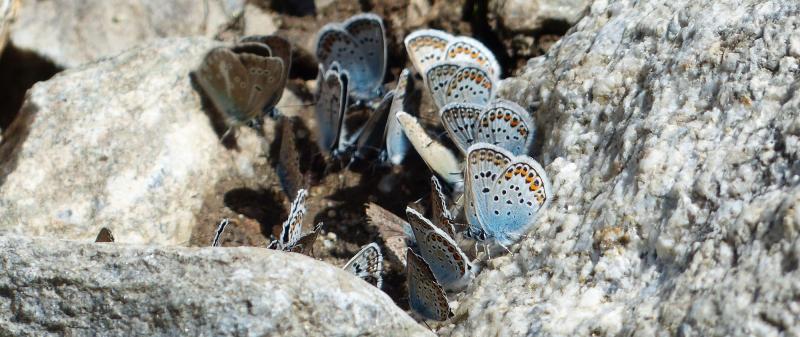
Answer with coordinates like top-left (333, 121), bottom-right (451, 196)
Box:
top-left (0, 43), bottom-right (61, 131)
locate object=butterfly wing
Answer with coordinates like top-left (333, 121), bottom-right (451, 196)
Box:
top-left (195, 47), bottom-right (253, 124)
top-left (474, 99), bottom-right (535, 155)
top-left (406, 208), bottom-right (471, 291)
top-left (443, 37), bottom-right (501, 78)
top-left (277, 188), bottom-right (307, 249)
top-left (485, 146), bottom-right (551, 245)
top-left (289, 222), bottom-right (322, 255)
top-left (424, 61), bottom-right (461, 110)
top-left (230, 43), bottom-right (285, 122)
top-left (443, 63), bottom-right (494, 107)
top-left (95, 227), bottom-right (115, 243)
top-left (440, 102), bottom-right (483, 154)
top-left (404, 29), bottom-right (453, 77)
top-left (315, 64), bottom-right (349, 155)
top-left (383, 68), bottom-right (415, 165)
top-left (343, 13), bottom-right (386, 100)
top-left (430, 176), bottom-right (456, 238)
top-left (240, 35), bottom-right (292, 114)
top-left (343, 243), bottom-right (384, 288)
top-left (353, 91), bottom-right (394, 162)
top-left (277, 117), bottom-right (305, 200)
top-left (211, 219), bottom-right (229, 247)
top-left (316, 24), bottom-right (375, 101)
top-left (464, 142), bottom-right (512, 238)
top-left (406, 249), bottom-right (452, 321)
top-left (396, 112), bottom-right (462, 186)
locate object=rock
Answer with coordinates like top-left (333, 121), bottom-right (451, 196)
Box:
top-left (0, 37), bottom-right (283, 245)
top-left (488, 0), bottom-right (588, 33)
top-left (243, 3), bottom-right (278, 37)
top-left (0, 234), bottom-right (432, 336)
top-left (9, 0), bottom-right (245, 68)
top-left (449, 0), bottom-right (800, 336)
top-left (0, 0), bottom-right (17, 55)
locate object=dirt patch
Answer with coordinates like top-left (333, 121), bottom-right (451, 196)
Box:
top-left (190, 0), bottom-right (567, 309)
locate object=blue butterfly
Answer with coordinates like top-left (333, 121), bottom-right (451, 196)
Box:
top-left (424, 61), bottom-right (495, 111)
top-left (406, 248), bottom-right (453, 321)
top-left (316, 13), bottom-right (387, 103)
top-left (440, 99), bottom-right (535, 155)
top-left (406, 207), bottom-right (474, 291)
top-left (314, 62), bottom-right (352, 157)
top-left (463, 143), bottom-right (552, 248)
top-left (343, 243), bottom-right (384, 288)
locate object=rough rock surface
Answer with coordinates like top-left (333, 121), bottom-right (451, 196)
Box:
top-left (0, 235), bottom-right (431, 337)
top-left (0, 37), bottom-right (274, 245)
top-left (449, 0), bottom-right (800, 336)
top-left (0, 0), bottom-right (17, 54)
top-left (9, 0), bottom-right (245, 68)
top-left (489, 0), bottom-right (588, 33)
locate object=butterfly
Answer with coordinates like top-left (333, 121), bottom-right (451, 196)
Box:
top-left (316, 13), bottom-right (386, 102)
top-left (194, 41), bottom-right (287, 131)
top-left (406, 248), bottom-right (453, 321)
top-left (406, 207), bottom-right (473, 291)
top-left (395, 111), bottom-right (462, 186)
top-left (95, 227), bottom-right (115, 243)
top-left (267, 189), bottom-right (322, 254)
top-left (404, 29), bottom-right (501, 80)
top-left (364, 202), bottom-right (415, 267)
top-left (441, 99), bottom-right (535, 155)
top-left (211, 218), bottom-right (230, 247)
top-left (239, 35), bottom-right (292, 118)
top-left (463, 143), bottom-right (552, 247)
top-left (351, 69), bottom-right (417, 166)
top-left (429, 175), bottom-right (458, 237)
top-left (277, 117), bottom-right (305, 200)
top-left (314, 62), bottom-right (351, 156)
top-left (424, 61), bottom-right (495, 111)
top-left (342, 242), bottom-right (384, 288)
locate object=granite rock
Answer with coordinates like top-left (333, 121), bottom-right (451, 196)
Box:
top-left (9, 0), bottom-right (245, 68)
top-left (0, 37), bottom-right (277, 245)
top-left (0, 234), bottom-right (432, 337)
top-left (489, 0), bottom-right (588, 33)
top-left (449, 0), bottom-right (800, 336)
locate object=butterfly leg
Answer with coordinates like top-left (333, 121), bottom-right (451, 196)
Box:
top-left (219, 126), bottom-right (234, 143)
top-left (499, 243), bottom-right (513, 256)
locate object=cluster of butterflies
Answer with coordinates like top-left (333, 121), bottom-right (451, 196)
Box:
top-left (193, 13), bottom-right (553, 323)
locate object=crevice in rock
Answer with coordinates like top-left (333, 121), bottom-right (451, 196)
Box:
top-left (0, 43), bottom-right (61, 131)
top-left (463, 0), bottom-right (513, 77)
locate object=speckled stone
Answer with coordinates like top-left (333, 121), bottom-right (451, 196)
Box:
top-left (0, 234), bottom-right (432, 337)
top-left (0, 37), bottom-right (271, 245)
top-left (448, 0), bottom-right (800, 336)
top-left (9, 0), bottom-right (244, 68)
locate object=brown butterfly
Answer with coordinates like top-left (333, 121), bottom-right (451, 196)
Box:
top-left (194, 36), bottom-right (289, 132)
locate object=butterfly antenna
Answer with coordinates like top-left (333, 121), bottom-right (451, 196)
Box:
top-left (423, 321), bottom-right (433, 331)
